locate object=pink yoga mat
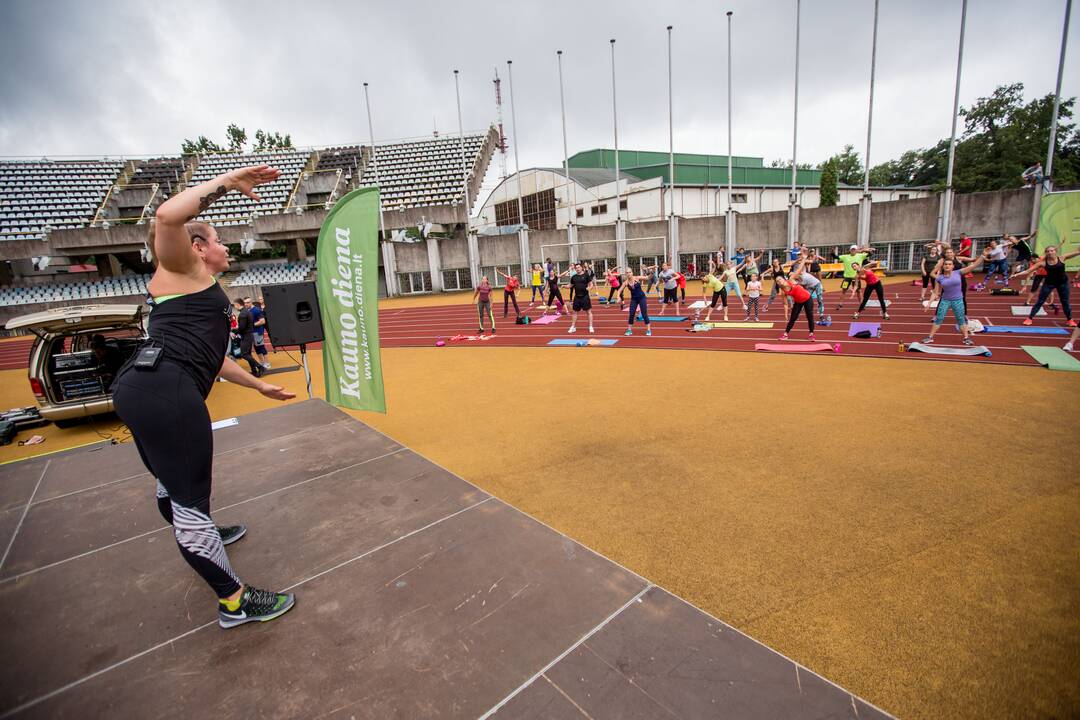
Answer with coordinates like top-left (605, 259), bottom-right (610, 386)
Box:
top-left (531, 314), bottom-right (563, 325)
top-left (755, 342), bottom-right (839, 353)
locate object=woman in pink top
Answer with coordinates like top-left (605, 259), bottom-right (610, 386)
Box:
top-left (851, 262), bottom-right (889, 320)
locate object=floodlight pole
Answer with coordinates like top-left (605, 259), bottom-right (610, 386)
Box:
top-left (363, 82), bottom-right (394, 296)
top-left (667, 25), bottom-right (676, 265)
top-left (1045, 0), bottom-right (1072, 187)
top-left (858, 0), bottom-right (880, 246)
top-left (940, 0), bottom-right (967, 244)
top-left (725, 11), bottom-right (736, 258)
top-left (788, 0), bottom-right (800, 250)
top-left (506, 60), bottom-right (524, 225)
top-left (454, 70), bottom-right (471, 235)
top-left (610, 39), bottom-right (621, 223)
top-left (557, 50), bottom-right (577, 262)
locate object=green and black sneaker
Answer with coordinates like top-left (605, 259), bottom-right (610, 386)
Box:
top-left (217, 525), bottom-right (247, 546)
top-left (219, 586), bottom-right (295, 629)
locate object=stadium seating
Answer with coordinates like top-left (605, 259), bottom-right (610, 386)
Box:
top-left (315, 146), bottom-right (364, 181)
top-left (228, 260), bottom-right (314, 287)
top-left (0, 160), bottom-right (124, 240)
top-left (0, 273), bottom-right (150, 307)
top-left (186, 150), bottom-right (311, 226)
top-left (364, 134), bottom-right (487, 211)
top-left (127, 157), bottom-right (186, 197)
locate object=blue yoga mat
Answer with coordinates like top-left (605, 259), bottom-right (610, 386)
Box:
top-left (547, 338), bottom-right (619, 346)
top-left (983, 325), bottom-right (1069, 336)
top-left (637, 316), bottom-right (687, 322)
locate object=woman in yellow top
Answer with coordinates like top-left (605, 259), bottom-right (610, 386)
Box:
top-left (701, 269), bottom-right (729, 322)
top-left (530, 263), bottom-right (545, 303)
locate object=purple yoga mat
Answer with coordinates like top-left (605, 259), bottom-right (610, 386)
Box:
top-left (531, 314), bottom-right (563, 325)
top-left (848, 322), bottom-right (881, 337)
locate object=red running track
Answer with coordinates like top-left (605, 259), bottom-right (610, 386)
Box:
top-left (377, 282), bottom-right (1076, 368)
top-left (0, 283), bottom-right (1073, 371)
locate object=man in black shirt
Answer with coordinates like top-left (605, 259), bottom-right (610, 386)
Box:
top-left (91, 334), bottom-right (125, 386)
top-left (231, 298), bottom-right (263, 376)
top-left (566, 262), bottom-right (595, 334)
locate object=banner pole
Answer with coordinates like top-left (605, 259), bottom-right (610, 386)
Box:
top-left (299, 343), bottom-right (312, 400)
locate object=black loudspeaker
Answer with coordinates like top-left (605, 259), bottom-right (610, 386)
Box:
top-left (262, 282), bottom-right (325, 347)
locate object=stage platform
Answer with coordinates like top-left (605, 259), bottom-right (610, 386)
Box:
top-left (0, 400), bottom-right (893, 719)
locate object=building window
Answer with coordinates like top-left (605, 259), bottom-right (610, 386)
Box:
top-left (619, 199), bottom-right (628, 210)
top-left (898, 193), bottom-right (910, 200)
top-left (575, 208), bottom-right (584, 218)
top-left (397, 271), bottom-right (432, 294)
top-left (590, 204), bottom-right (608, 216)
top-left (731, 193), bottom-right (748, 204)
top-left (441, 268), bottom-right (472, 291)
top-left (518, 188), bottom-right (556, 230)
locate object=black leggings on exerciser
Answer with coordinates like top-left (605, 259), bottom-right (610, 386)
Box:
top-left (785, 299), bottom-right (815, 334)
top-left (1030, 282), bottom-right (1072, 320)
top-left (112, 362), bottom-right (241, 599)
top-left (857, 282), bottom-right (886, 313)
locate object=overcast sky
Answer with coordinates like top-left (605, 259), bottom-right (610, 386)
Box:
top-left (1, 0), bottom-right (1076, 203)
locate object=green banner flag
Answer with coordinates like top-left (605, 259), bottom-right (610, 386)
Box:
top-left (1035, 190), bottom-right (1080, 271)
top-left (316, 187), bottom-right (386, 412)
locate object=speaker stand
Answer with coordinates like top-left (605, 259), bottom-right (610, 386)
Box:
top-left (299, 343), bottom-right (313, 400)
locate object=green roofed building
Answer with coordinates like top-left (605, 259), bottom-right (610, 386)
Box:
top-left (477, 148), bottom-right (927, 232)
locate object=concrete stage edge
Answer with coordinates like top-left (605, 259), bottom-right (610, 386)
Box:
top-left (0, 400), bottom-right (894, 719)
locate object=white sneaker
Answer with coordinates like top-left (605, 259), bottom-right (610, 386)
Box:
top-left (568, 326), bottom-right (577, 334)
top-left (262, 362), bottom-right (271, 370)
top-left (1065, 342), bottom-right (1075, 352)
top-left (589, 326), bottom-right (595, 333)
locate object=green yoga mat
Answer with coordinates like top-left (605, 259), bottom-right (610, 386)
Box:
top-left (1022, 345), bottom-right (1080, 371)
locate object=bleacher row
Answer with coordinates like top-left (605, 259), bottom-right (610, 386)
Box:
top-left (1, 130), bottom-right (492, 242)
top-left (228, 260), bottom-right (314, 287)
top-left (0, 274), bottom-right (151, 307)
top-left (0, 160), bottom-right (124, 239)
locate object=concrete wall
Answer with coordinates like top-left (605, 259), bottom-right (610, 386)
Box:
top-left (798, 203), bottom-right (858, 248)
top-left (576, 224), bottom-right (617, 260)
top-left (679, 216), bottom-right (726, 253)
top-left (951, 188), bottom-right (1034, 238)
top-left (478, 235), bottom-right (522, 266)
top-left (529, 229), bottom-right (569, 263)
top-left (439, 238), bottom-right (469, 269)
top-left (737, 210), bottom-right (788, 249)
top-left (393, 242), bottom-right (430, 273)
top-left (870, 195), bottom-right (938, 243)
top-left (623, 220), bottom-right (668, 257)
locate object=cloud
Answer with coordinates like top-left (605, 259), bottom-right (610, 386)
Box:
top-left (1, 0), bottom-right (1075, 177)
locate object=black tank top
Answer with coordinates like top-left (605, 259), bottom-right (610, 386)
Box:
top-left (1044, 258), bottom-right (1067, 285)
top-left (146, 283), bottom-right (232, 398)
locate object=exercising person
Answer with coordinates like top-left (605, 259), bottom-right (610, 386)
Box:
top-left (922, 254), bottom-right (986, 345)
top-left (623, 270), bottom-right (653, 336)
top-left (851, 262), bottom-right (889, 320)
top-left (495, 269), bottom-right (521, 319)
top-left (920, 245), bottom-right (941, 302)
top-left (776, 277), bottom-right (815, 341)
top-left (701, 267), bottom-right (729, 322)
top-left (530, 263), bottom-right (545, 303)
top-left (543, 257), bottom-right (566, 315)
top-left (567, 262), bottom-right (595, 334)
top-left (112, 165), bottom-right (297, 629)
top-left (788, 260), bottom-right (826, 323)
top-left (472, 275), bottom-right (496, 334)
top-left (761, 258), bottom-right (789, 320)
top-left (1015, 245), bottom-right (1079, 326)
top-left (658, 262), bottom-right (680, 316)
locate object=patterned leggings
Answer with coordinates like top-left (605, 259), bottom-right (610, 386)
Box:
top-left (745, 297), bottom-right (760, 318)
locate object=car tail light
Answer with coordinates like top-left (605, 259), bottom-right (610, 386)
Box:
top-left (29, 377), bottom-right (46, 399)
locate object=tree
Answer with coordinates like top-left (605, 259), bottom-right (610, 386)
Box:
top-left (254, 130), bottom-right (294, 151)
top-left (769, 158), bottom-right (814, 171)
top-left (181, 135), bottom-right (224, 155)
top-left (819, 159), bottom-right (838, 206)
top-left (226, 124), bottom-right (248, 152)
top-left (821, 144), bottom-right (864, 186)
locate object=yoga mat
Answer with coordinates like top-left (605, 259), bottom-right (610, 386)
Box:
top-left (921, 300), bottom-right (940, 308)
top-left (547, 338), bottom-right (619, 347)
top-left (984, 325), bottom-right (1069, 336)
top-left (863, 299), bottom-right (891, 308)
top-left (1011, 306), bottom-right (1046, 316)
top-left (638, 315), bottom-right (688, 322)
top-left (906, 342), bottom-right (992, 357)
top-left (704, 322), bottom-right (774, 328)
top-left (687, 300), bottom-right (708, 310)
top-left (1022, 345), bottom-right (1080, 371)
top-left (531, 314), bottom-right (563, 325)
top-left (848, 322), bottom-right (881, 337)
top-left (755, 342), bottom-right (838, 353)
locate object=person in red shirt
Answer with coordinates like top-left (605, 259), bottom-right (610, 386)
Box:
top-left (676, 270), bottom-right (687, 301)
top-left (958, 234), bottom-right (973, 258)
top-left (851, 261), bottom-right (889, 320)
top-left (776, 277), bottom-right (815, 340)
top-left (495, 269), bottom-right (521, 319)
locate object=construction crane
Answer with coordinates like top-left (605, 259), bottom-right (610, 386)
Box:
top-left (493, 68), bottom-right (509, 180)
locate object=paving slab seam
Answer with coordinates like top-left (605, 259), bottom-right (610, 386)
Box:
top-left (0, 495), bottom-right (495, 719)
top-left (26, 418), bottom-right (360, 508)
top-left (0, 447), bottom-right (408, 586)
top-left (477, 583), bottom-right (655, 720)
top-left (362, 421), bottom-right (899, 719)
top-left (0, 460), bottom-right (49, 572)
